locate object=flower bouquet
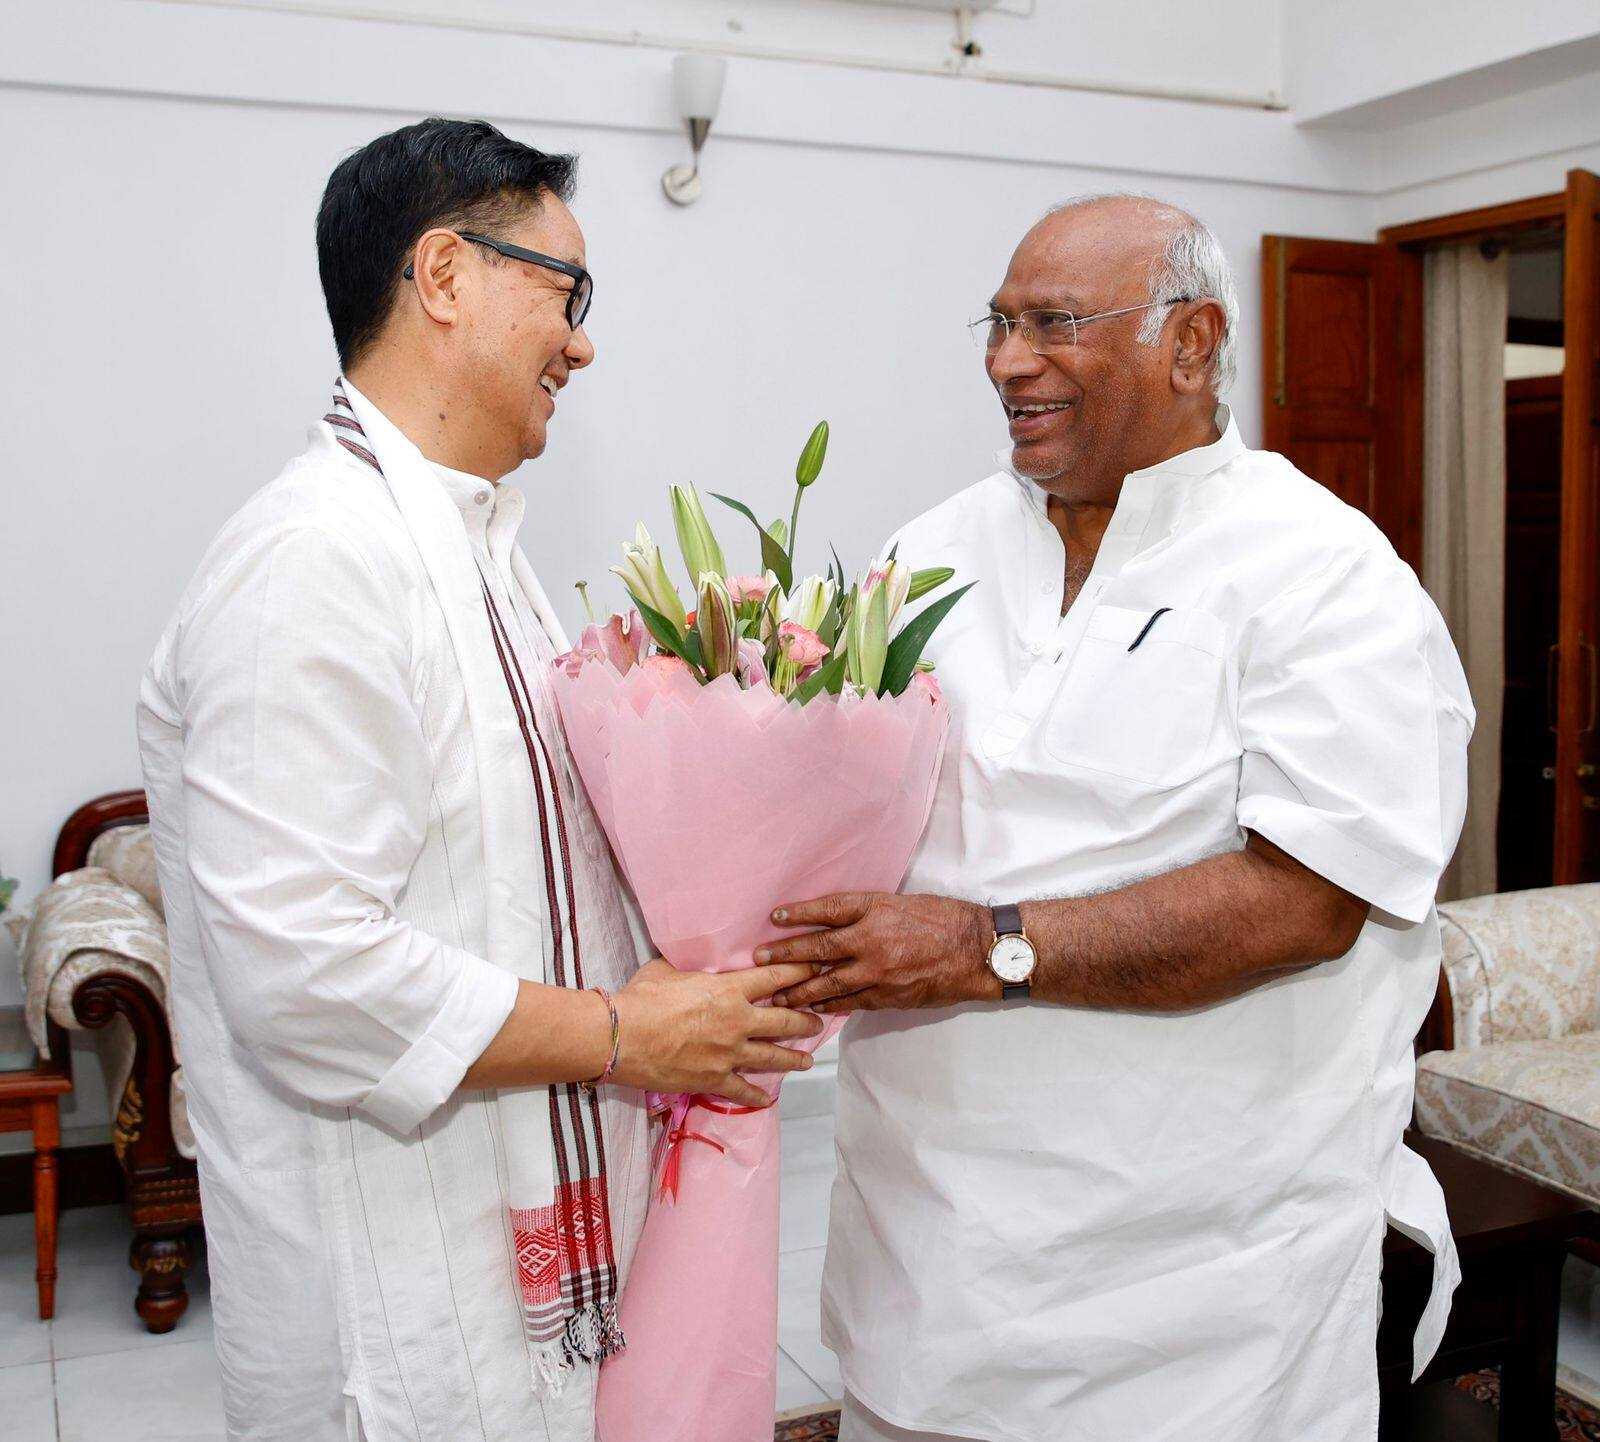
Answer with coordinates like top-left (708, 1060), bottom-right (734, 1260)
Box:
top-left (551, 423), bottom-right (969, 1442)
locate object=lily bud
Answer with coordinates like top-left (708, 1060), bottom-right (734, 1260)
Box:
top-left (760, 578), bottom-right (787, 644)
top-left (861, 557), bottom-right (912, 631)
top-left (906, 565), bottom-right (955, 604)
top-left (695, 573), bottom-right (739, 680)
top-left (847, 578), bottom-right (890, 694)
top-left (610, 522), bottom-right (688, 632)
top-left (795, 421), bottom-right (829, 489)
top-left (670, 483), bottom-right (728, 592)
top-left (783, 574), bottom-right (838, 635)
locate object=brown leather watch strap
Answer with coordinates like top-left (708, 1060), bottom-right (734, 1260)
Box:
top-left (991, 902), bottom-right (1024, 939)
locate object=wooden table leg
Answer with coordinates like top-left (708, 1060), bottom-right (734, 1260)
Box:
top-left (1497, 1245), bottom-right (1564, 1442)
top-left (32, 1097), bottom-right (60, 1321)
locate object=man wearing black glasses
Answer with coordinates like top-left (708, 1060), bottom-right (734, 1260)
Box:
top-left (137, 117), bottom-right (821, 1442)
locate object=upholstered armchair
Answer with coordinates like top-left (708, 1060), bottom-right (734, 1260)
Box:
top-left (10, 792), bottom-right (200, 1331)
top-left (1414, 883), bottom-right (1600, 1262)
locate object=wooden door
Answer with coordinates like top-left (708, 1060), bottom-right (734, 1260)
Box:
top-left (1554, 168), bottom-right (1600, 882)
top-left (1261, 236), bottom-right (1414, 565)
top-left (1499, 376), bottom-right (1563, 891)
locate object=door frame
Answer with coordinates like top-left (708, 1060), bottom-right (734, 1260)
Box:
top-left (1377, 185), bottom-right (1600, 881)
top-left (1375, 191), bottom-right (1565, 582)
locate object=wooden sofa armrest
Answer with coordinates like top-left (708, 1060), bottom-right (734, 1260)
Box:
top-left (71, 974), bottom-right (180, 1184)
top-left (70, 967), bottom-right (199, 1332)
top-left (54, 789), bottom-right (199, 1333)
top-left (1414, 965), bottom-right (1455, 1056)
top-left (53, 790), bottom-right (149, 878)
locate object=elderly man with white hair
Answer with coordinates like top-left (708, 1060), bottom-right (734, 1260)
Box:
top-left (758, 194), bottom-right (1472, 1440)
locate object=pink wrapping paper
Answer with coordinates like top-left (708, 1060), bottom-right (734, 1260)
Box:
top-left (550, 657), bottom-right (948, 1442)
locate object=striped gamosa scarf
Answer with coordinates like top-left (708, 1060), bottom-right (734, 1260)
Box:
top-left (325, 379), bottom-right (622, 1390)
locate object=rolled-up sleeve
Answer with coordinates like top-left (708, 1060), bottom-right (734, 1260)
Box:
top-left (176, 524), bottom-right (516, 1133)
top-left (1235, 548), bottom-right (1474, 924)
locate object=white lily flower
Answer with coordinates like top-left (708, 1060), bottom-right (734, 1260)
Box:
top-left (782, 574), bottom-right (837, 635)
top-left (610, 522), bottom-right (688, 632)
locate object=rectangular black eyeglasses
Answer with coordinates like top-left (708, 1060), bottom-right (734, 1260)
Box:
top-left (457, 231), bottom-right (593, 329)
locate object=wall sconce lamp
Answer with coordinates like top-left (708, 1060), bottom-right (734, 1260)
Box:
top-left (662, 53), bottom-right (728, 207)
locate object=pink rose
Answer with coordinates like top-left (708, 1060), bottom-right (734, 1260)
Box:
top-left (643, 653), bottom-right (690, 677)
top-left (726, 574), bottom-right (773, 606)
top-left (777, 620), bottom-right (828, 671)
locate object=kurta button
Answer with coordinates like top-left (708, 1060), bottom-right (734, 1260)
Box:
top-left (474, 490), bottom-right (490, 505)
top-left (1029, 641), bottom-right (1045, 656)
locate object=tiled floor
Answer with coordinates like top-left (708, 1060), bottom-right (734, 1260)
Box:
top-left (4, 1116), bottom-right (1598, 1439)
top-left (0, 1111), bottom-right (843, 1440)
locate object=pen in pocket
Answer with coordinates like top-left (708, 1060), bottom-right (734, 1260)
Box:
top-left (1127, 607), bottom-right (1173, 653)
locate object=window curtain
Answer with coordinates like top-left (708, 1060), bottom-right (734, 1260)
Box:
top-left (1423, 242), bottom-right (1508, 902)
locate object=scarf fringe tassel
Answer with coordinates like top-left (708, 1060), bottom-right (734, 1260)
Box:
top-left (529, 1301), bottom-right (627, 1397)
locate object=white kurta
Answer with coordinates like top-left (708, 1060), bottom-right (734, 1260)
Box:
top-left (824, 412), bottom-right (1471, 1442)
top-left (136, 388), bottom-right (650, 1442)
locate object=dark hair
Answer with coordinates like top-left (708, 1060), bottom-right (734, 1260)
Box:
top-left (316, 118), bottom-right (577, 368)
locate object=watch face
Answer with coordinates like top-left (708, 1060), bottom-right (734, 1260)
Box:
top-left (989, 933), bottom-right (1036, 984)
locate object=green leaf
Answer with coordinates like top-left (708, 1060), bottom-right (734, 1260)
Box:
top-left (634, 596), bottom-right (704, 679)
top-left (681, 628), bottom-right (706, 671)
top-left (879, 582), bottom-right (976, 697)
top-left (710, 492), bottom-right (793, 592)
top-left (906, 566), bottom-right (955, 603)
top-left (817, 595), bottom-right (842, 650)
top-left (795, 420), bottom-right (829, 488)
top-left (792, 648), bottom-right (849, 704)
top-left (762, 532), bottom-right (794, 594)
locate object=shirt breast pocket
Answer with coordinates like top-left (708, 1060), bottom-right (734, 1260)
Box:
top-left (1042, 605), bottom-right (1228, 787)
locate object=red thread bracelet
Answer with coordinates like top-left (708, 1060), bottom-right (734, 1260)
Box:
top-left (582, 985), bottom-right (621, 1090)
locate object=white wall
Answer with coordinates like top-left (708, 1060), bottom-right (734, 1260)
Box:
top-left (5, 0), bottom-right (1599, 1151)
top-left (1374, 67), bottom-right (1600, 227)
top-left (1286, 0), bottom-right (1600, 124)
top-left (172, 0), bottom-right (1286, 106)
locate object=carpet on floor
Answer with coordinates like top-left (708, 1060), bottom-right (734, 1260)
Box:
top-left (773, 1374), bottom-right (1600, 1441)
top-left (1455, 1367), bottom-right (1600, 1441)
top-left (774, 1407), bottom-right (841, 1441)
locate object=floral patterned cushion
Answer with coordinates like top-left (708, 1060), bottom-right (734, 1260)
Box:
top-left (86, 823), bottom-right (164, 919)
top-left (1437, 884), bottom-right (1600, 1048)
top-left (1415, 1034), bottom-right (1600, 1206)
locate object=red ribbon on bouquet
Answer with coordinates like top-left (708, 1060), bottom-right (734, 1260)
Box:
top-left (647, 1092), bottom-right (763, 1204)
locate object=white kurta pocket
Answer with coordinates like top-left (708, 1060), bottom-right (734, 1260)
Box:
top-left (1043, 605), bottom-right (1227, 786)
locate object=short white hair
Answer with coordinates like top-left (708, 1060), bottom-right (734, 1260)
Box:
top-left (1043, 193), bottom-right (1238, 395)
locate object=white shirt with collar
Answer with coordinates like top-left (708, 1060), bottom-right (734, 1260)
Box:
top-left (137, 382), bottom-right (650, 1442)
top-left (823, 408), bottom-right (1472, 1442)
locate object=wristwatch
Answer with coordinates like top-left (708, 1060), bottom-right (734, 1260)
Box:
top-left (986, 903), bottom-right (1036, 1000)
